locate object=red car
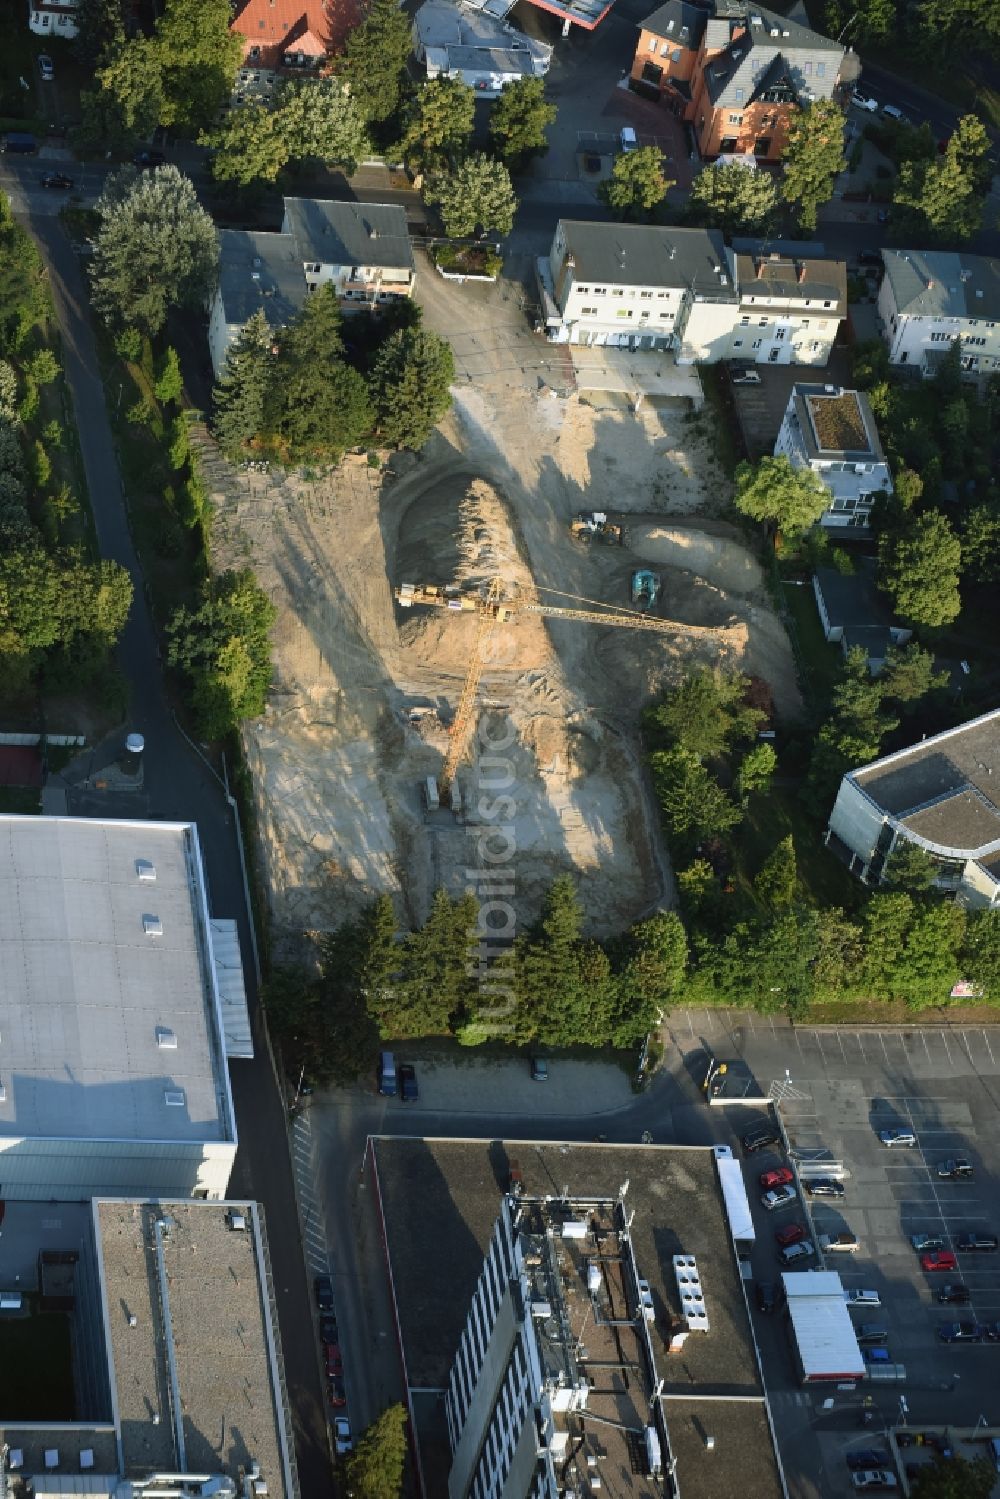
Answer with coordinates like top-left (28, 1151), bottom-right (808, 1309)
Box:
top-left (760, 1167), bottom-right (794, 1190)
top-left (776, 1223), bottom-right (808, 1248)
top-left (324, 1343), bottom-right (343, 1378)
top-left (326, 1376), bottom-right (346, 1408)
top-left (922, 1251), bottom-right (958, 1273)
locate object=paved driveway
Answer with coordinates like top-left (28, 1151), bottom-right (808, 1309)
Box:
top-left (729, 349), bottom-right (854, 458)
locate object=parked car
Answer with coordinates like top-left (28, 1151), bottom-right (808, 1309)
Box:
top-left (910, 1233), bottom-right (945, 1252)
top-left (922, 1251), bottom-right (958, 1272)
top-left (319, 1314), bottom-right (338, 1346)
top-left (820, 1232), bottom-right (860, 1253)
top-left (804, 1178), bottom-right (845, 1199)
top-left (760, 1167), bottom-right (794, 1190)
top-left (856, 1325), bottom-right (889, 1346)
top-left (881, 103), bottom-right (906, 122)
top-left (983, 1322), bottom-right (1000, 1342)
top-left (377, 1050), bottom-right (397, 1097)
top-left (333, 1416), bottom-right (353, 1455)
top-left (853, 1472), bottom-right (897, 1492)
top-left (743, 1123), bottom-right (780, 1154)
top-left (620, 126), bottom-right (638, 152)
top-left (845, 1288), bottom-right (882, 1307)
top-left (41, 173), bottom-right (74, 190)
top-left (864, 1347), bottom-right (891, 1364)
top-left (762, 1185), bottom-right (797, 1211)
top-left (937, 1320), bottom-right (984, 1343)
top-left (776, 1223), bottom-right (808, 1248)
top-left (37, 53), bottom-right (54, 80)
top-left (133, 148), bottom-right (166, 167)
top-left (530, 1056), bottom-right (549, 1082)
top-left (398, 1063), bottom-right (418, 1102)
top-left (314, 1273), bottom-right (334, 1311)
top-left (847, 1449), bottom-right (891, 1471)
top-left (879, 1128), bottom-right (917, 1148)
top-left (957, 1232), bottom-right (998, 1252)
top-left (756, 1281), bottom-right (777, 1313)
top-left (937, 1158), bottom-right (973, 1180)
top-left (729, 362), bottom-right (762, 386)
top-left (779, 1240), bottom-right (815, 1267)
top-left (853, 92), bottom-right (879, 112)
top-left (326, 1376), bottom-right (346, 1408)
top-left (324, 1342), bottom-right (343, 1377)
top-left (936, 1284), bottom-right (971, 1305)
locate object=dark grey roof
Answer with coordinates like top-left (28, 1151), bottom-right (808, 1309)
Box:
top-left (732, 237), bottom-right (830, 258)
top-left (901, 791), bottom-right (1000, 855)
top-left (853, 708), bottom-right (1000, 830)
top-left (842, 625), bottom-right (892, 660)
top-left (697, 3), bottom-right (843, 108)
top-left (736, 247), bottom-right (846, 313)
top-left (881, 249), bottom-right (1000, 321)
top-left (814, 559), bottom-right (891, 630)
top-left (283, 198), bottom-right (415, 272)
top-left (558, 220), bottom-right (732, 295)
top-left (640, 0), bottom-right (708, 46)
top-left (217, 230), bottom-right (307, 330)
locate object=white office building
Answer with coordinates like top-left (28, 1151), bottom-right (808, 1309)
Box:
top-left (0, 816), bottom-right (246, 1200)
top-left (877, 248), bottom-right (1000, 379)
top-left (775, 383), bottom-right (892, 529)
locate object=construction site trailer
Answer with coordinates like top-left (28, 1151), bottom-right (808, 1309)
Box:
top-left (712, 1146), bottom-right (755, 1247)
top-left (782, 1271), bottom-right (865, 1384)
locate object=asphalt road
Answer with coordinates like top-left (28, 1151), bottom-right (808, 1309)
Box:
top-left (23, 212), bottom-right (333, 1497)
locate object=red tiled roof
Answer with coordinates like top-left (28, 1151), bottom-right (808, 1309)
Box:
top-left (231, 0), bottom-right (364, 63)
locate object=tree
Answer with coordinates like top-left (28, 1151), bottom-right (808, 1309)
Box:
top-left (156, 0), bottom-right (243, 135)
top-left (0, 362), bottom-right (18, 422)
top-left (489, 77), bottom-right (556, 168)
top-left (882, 841), bottom-right (938, 896)
top-left (609, 912), bottom-right (687, 1045)
top-left (908, 1455), bottom-right (995, 1499)
top-left (811, 907), bottom-right (864, 1001)
top-left (806, 647), bottom-right (898, 802)
top-left (896, 901), bottom-right (966, 1009)
top-left (26, 348), bottom-right (59, 387)
top-left (154, 346), bottom-right (184, 406)
top-left (278, 78), bottom-right (370, 172)
top-left (89, 166), bottom-right (218, 336)
top-left (599, 147), bottom-right (674, 220)
top-left (166, 569), bottom-right (275, 738)
top-left (962, 909), bottom-right (1000, 1003)
top-left (961, 503), bottom-right (1000, 584)
top-left (686, 161), bottom-right (778, 236)
top-left (73, 0), bottom-right (126, 67)
top-left (646, 666), bottom-right (764, 761)
top-left (212, 311), bottom-right (275, 453)
top-left (207, 103), bottom-right (289, 185)
top-left (781, 99), bottom-right (846, 231)
top-left (369, 327), bottom-right (454, 449)
top-left (401, 78), bottom-right (475, 170)
top-left (879, 510), bottom-right (961, 628)
top-left (879, 644), bottom-right (947, 706)
top-left (344, 1404), bottom-right (408, 1499)
top-left (342, 0), bottom-right (413, 126)
top-left (735, 741), bottom-right (777, 803)
top-left (861, 891), bottom-right (915, 998)
top-left (263, 286), bottom-right (372, 461)
top-left (650, 747), bottom-right (743, 852)
top-left (386, 889), bottom-right (478, 1036)
top-left (426, 154), bottom-right (517, 239)
top-left (734, 454), bottom-right (830, 537)
top-left (893, 114), bottom-right (990, 242)
top-left (754, 835), bottom-right (798, 910)
top-left (79, 36), bottom-right (164, 152)
top-left (514, 877), bottom-right (611, 1047)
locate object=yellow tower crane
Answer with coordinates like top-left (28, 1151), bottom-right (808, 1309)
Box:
top-left (395, 578), bottom-right (735, 804)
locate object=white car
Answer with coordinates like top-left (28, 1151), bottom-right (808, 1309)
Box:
top-left (853, 92), bottom-right (878, 113)
top-left (334, 1416), bottom-right (353, 1455)
top-left (620, 126), bottom-right (638, 153)
top-left (37, 53), bottom-right (54, 81)
top-left (819, 1232), bottom-right (860, 1253)
top-left (845, 1288), bottom-right (882, 1307)
top-left (761, 1184), bottom-right (797, 1211)
top-left (852, 1472), bottom-right (897, 1492)
top-left (879, 1128), bottom-right (916, 1148)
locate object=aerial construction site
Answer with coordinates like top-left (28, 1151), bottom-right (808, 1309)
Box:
top-left (207, 281), bottom-right (802, 950)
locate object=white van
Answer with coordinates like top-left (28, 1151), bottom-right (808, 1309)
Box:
top-left (845, 1288), bottom-right (881, 1307)
top-left (0, 1291), bottom-right (23, 1311)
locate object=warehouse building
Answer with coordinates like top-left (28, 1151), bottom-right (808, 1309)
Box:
top-left (0, 815), bottom-right (245, 1200)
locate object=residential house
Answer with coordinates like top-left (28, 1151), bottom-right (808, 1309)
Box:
top-left (207, 229), bottom-right (308, 379)
top-left (281, 199), bottom-right (416, 310)
top-left (877, 248), bottom-right (1000, 382)
top-left (537, 219), bottom-right (735, 349)
top-left (230, 0), bottom-right (357, 98)
top-left (775, 384), bottom-right (891, 529)
top-left (28, 0), bottom-right (78, 39)
top-left (825, 707), bottom-right (1000, 908)
top-left (723, 240), bottom-right (846, 365)
top-left (413, 0), bottom-right (551, 96)
top-left (812, 559), bottom-right (911, 673)
top-left (631, 0), bottom-right (846, 162)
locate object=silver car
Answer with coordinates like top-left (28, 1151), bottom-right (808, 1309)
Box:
top-left (878, 1128), bottom-right (916, 1148)
top-left (761, 1184), bottom-right (797, 1211)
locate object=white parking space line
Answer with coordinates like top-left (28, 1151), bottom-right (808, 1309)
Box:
top-left (940, 1030), bottom-right (954, 1065)
top-left (983, 1031), bottom-right (995, 1066)
top-left (921, 1033), bottom-right (932, 1065)
top-left (879, 1033), bottom-right (889, 1063)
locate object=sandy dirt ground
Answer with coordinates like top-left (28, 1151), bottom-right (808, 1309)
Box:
top-left (201, 273), bottom-right (802, 949)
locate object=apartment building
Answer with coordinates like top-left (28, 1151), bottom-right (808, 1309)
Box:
top-left (208, 228), bottom-right (307, 378)
top-left (281, 198), bottom-right (416, 309)
top-left (877, 248), bottom-right (1000, 380)
top-left (775, 383), bottom-right (892, 528)
top-left (28, 0), bottom-right (78, 38)
top-left (413, 0), bottom-right (552, 95)
top-left (724, 241), bottom-right (847, 364)
top-left (631, 0), bottom-right (846, 162)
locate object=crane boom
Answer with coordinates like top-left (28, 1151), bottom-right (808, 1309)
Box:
top-left (394, 579), bottom-right (735, 801)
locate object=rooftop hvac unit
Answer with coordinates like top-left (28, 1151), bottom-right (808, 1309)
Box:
top-left (156, 1027), bottom-right (177, 1050)
top-left (531, 1300), bottom-right (553, 1319)
top-left (645, 1427), bottom-right (662, 1477)
top-left (587, 1263), bottom-right (601, 1294)
top-left (164, 1089), bottom-right (186, 1107)
top-left (143, 914), bottom-right (163, 937)
top-left (562, 1220), bottom-right (587, 1239)
top-left (228, 1210), bottom-right (248, 1232)
top-left (136, 859), bottom-right (156, 882)
top-left (673, 1254), bottom-right (710, 1332)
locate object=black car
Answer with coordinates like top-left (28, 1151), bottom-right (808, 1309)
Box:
top-left (41, 172), bottom-right (74, 190)
top-left (936, 1283), bottom-right (971, 1305)
top-left (937, 1320), bottom-right (984, 1343)
top-left (855, 251), bottom-right (883, 269)
top-left (314, 1273), bottom-right (334, 1311)
top-left (133, 149), bottom-right (166, 167)
top-left (756, 1281), bottom-right (777, 1313)
top-left (319, 1314), bottom-right (338, 1345)
top-left (957, 1232), bottom-right (999, 1252)
top-left (398, 1063), bottom-right (418, 1102)
top-left (804, 1177), bottom-right (846, 1199)
top-left (846, 1450), bottom-right (891, 1472)
top-left (742, 1123), bottom-right (780, 1154)
top-left (856, 1324), bottom-right (889, 1346)
top-left (983, 1322), bottom-right (1000, 1343)
top-left (937, 1158), bottom-right (973, 1180)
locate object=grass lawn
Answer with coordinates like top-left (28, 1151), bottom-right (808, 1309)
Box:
top-left (735, 780), bottom-right (863, 912)
top-left (0, 1312), bottom-right (75, 1420)
top-left (780, 578), bottom-right (840, 705)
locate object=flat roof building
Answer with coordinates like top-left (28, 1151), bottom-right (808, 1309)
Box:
top-left (775, 383), bottom-right (892, 530)
top-left (369, 1137), bottom-right (785, 1499)
top-left (0, 816), bottom-right (241, 1200)
top-left (0, 1198), bottom-right (297, 1499)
